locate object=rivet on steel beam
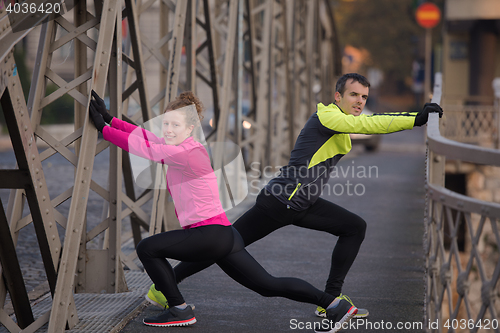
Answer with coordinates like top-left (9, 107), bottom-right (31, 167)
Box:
top-left (60, 302), bottom-right (65, 306)
top-left (45, 209), bottom-right (49, 214)
top-left (32, 155), bottom-right (36, 160)
top-left (49, 222), bottom-right (53, 227)
top-left (111, 268), bottom-right (115, 273)
top-left (84, 167), bottom-right (88, 170)
top-left (111, 282), bottom-right (115, 286)
top-left (78, 256), bottom-right (83, 260)
top-left (35, 168), bottom-right (39, 174)
top-left (111, 255), bottom-right (116, 260)
top-left (42, 195), bottom-right (46, 201)
top-left (39, 182), bottom-right (43, 188)
top-left (24, 125), bottom-right (28, 131)
top-left (78, 269), bottom-right (83, 273)
top-left (77, 282), bottom-right (82, 286)
top-left (73, 229), bottom-right (79, 233)
top-left (112, 216), bottom-right (116, 221)
top-left (82, 180), bottom-right (86, 183)
top-left (112, 200), bottom-right (117, 204)
top-left (100, 63), bottom-right (104, 66)
top-left (55, 248), bottom-right (59, 253)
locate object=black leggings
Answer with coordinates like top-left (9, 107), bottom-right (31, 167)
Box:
top-left (174, 189), bottom-right (366, 297)
top-left (136, 224), bottom-right (335, 308)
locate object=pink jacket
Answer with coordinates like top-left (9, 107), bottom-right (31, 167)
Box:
top-left (102, 118), bottom-right (230, 229)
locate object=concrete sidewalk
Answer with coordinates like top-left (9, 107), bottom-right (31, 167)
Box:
top-left (118, 133), bottom-right (427, 333)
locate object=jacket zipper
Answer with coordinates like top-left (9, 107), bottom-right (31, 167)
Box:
top-left (288, 183), bottom-right (301, 201)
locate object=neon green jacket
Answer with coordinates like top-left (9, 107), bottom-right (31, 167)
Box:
top-left (264, 103), bottom-right (417, 210)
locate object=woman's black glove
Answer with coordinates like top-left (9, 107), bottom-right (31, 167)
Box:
top-left (90, 90), bottom-right (113, 123)
top-left (414, 103), bottom-right (443, 127)
top-left (89, 101), bottom-right (106, 132)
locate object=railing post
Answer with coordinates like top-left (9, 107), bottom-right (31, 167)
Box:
top-left (426, 73), bottom-right (445, 333)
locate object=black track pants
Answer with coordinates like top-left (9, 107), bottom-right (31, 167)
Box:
top-left (175, 189), bottom-right (366, 297)
top-left (137, 224), bottom-right (335, 308)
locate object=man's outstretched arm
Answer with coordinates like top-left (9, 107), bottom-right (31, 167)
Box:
top-left (317, 103), bottom-right (443, 134)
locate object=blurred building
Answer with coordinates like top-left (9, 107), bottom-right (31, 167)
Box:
top-left (442, 0), bottom-right (500, 106)
top-left (441, 0), bottom-right (500, 148)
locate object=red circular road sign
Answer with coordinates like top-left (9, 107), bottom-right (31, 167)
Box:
top-left (416, 2), bottom-right (441, 29)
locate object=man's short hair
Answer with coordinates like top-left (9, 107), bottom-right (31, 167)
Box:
top-left (335, 73), bottom-right (370, 96)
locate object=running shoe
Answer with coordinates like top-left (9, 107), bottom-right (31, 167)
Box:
top-left (146, 284), bottom-right (168, 309)
top-left (145, 284), bottom-right (196, 310)
top-left (315, 294), bottom-right (368, 318)
top-left (314, 297), bottom-right (357, 333)
top-left (143, 306), bottom-right (196, 327)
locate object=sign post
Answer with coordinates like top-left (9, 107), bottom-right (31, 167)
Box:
top-left (416, 2), bottom-right (441, 102)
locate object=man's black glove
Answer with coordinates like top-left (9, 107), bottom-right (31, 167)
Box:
top-left (414, 103), bottom-right (443, 127)
top-left (90, 90), bottom-right (113, 123)
top-left (89, 101), bottom-right (106, 132)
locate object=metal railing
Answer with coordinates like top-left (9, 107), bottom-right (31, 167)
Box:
top-left (425, 74), bottom-right (500, 332)
top-left (440, 104), bottom-right (499, 148)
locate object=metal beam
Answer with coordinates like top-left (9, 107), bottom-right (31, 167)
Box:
top-left (48, 0), bottom-right (120, 330)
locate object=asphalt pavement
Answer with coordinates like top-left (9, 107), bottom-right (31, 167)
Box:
top-left (117, 126), bottom-right (428, 333)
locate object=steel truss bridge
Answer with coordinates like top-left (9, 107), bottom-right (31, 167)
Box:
top-left (0, 0), bottom-right (341, 331)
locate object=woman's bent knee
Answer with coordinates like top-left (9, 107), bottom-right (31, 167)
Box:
top-left (136, 238), bottom-right (152, 260)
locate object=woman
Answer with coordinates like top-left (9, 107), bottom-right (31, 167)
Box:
top-left (89, 90), bottom-right (356, 332)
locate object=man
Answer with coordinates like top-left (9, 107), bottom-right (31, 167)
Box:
top-left (145, 73), bottom-right (442, 326)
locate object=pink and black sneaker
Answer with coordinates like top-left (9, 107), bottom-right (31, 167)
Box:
top-left (143, 306), bottom-right (196, 327)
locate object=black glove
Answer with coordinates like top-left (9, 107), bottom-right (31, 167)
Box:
top-left (91, 90), bottom-right (113, 123)
top-left (89, 102), bottom-right (106, 132)
top-left (414, 103), bottom-right (443, 126)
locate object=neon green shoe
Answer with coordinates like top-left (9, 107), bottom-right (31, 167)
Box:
top-left (146, 284), bottom-right (168, 309)
top-left (315, 294), bottom-right (369, 318)
top-left (145, 284), bottom-right (196, 310)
